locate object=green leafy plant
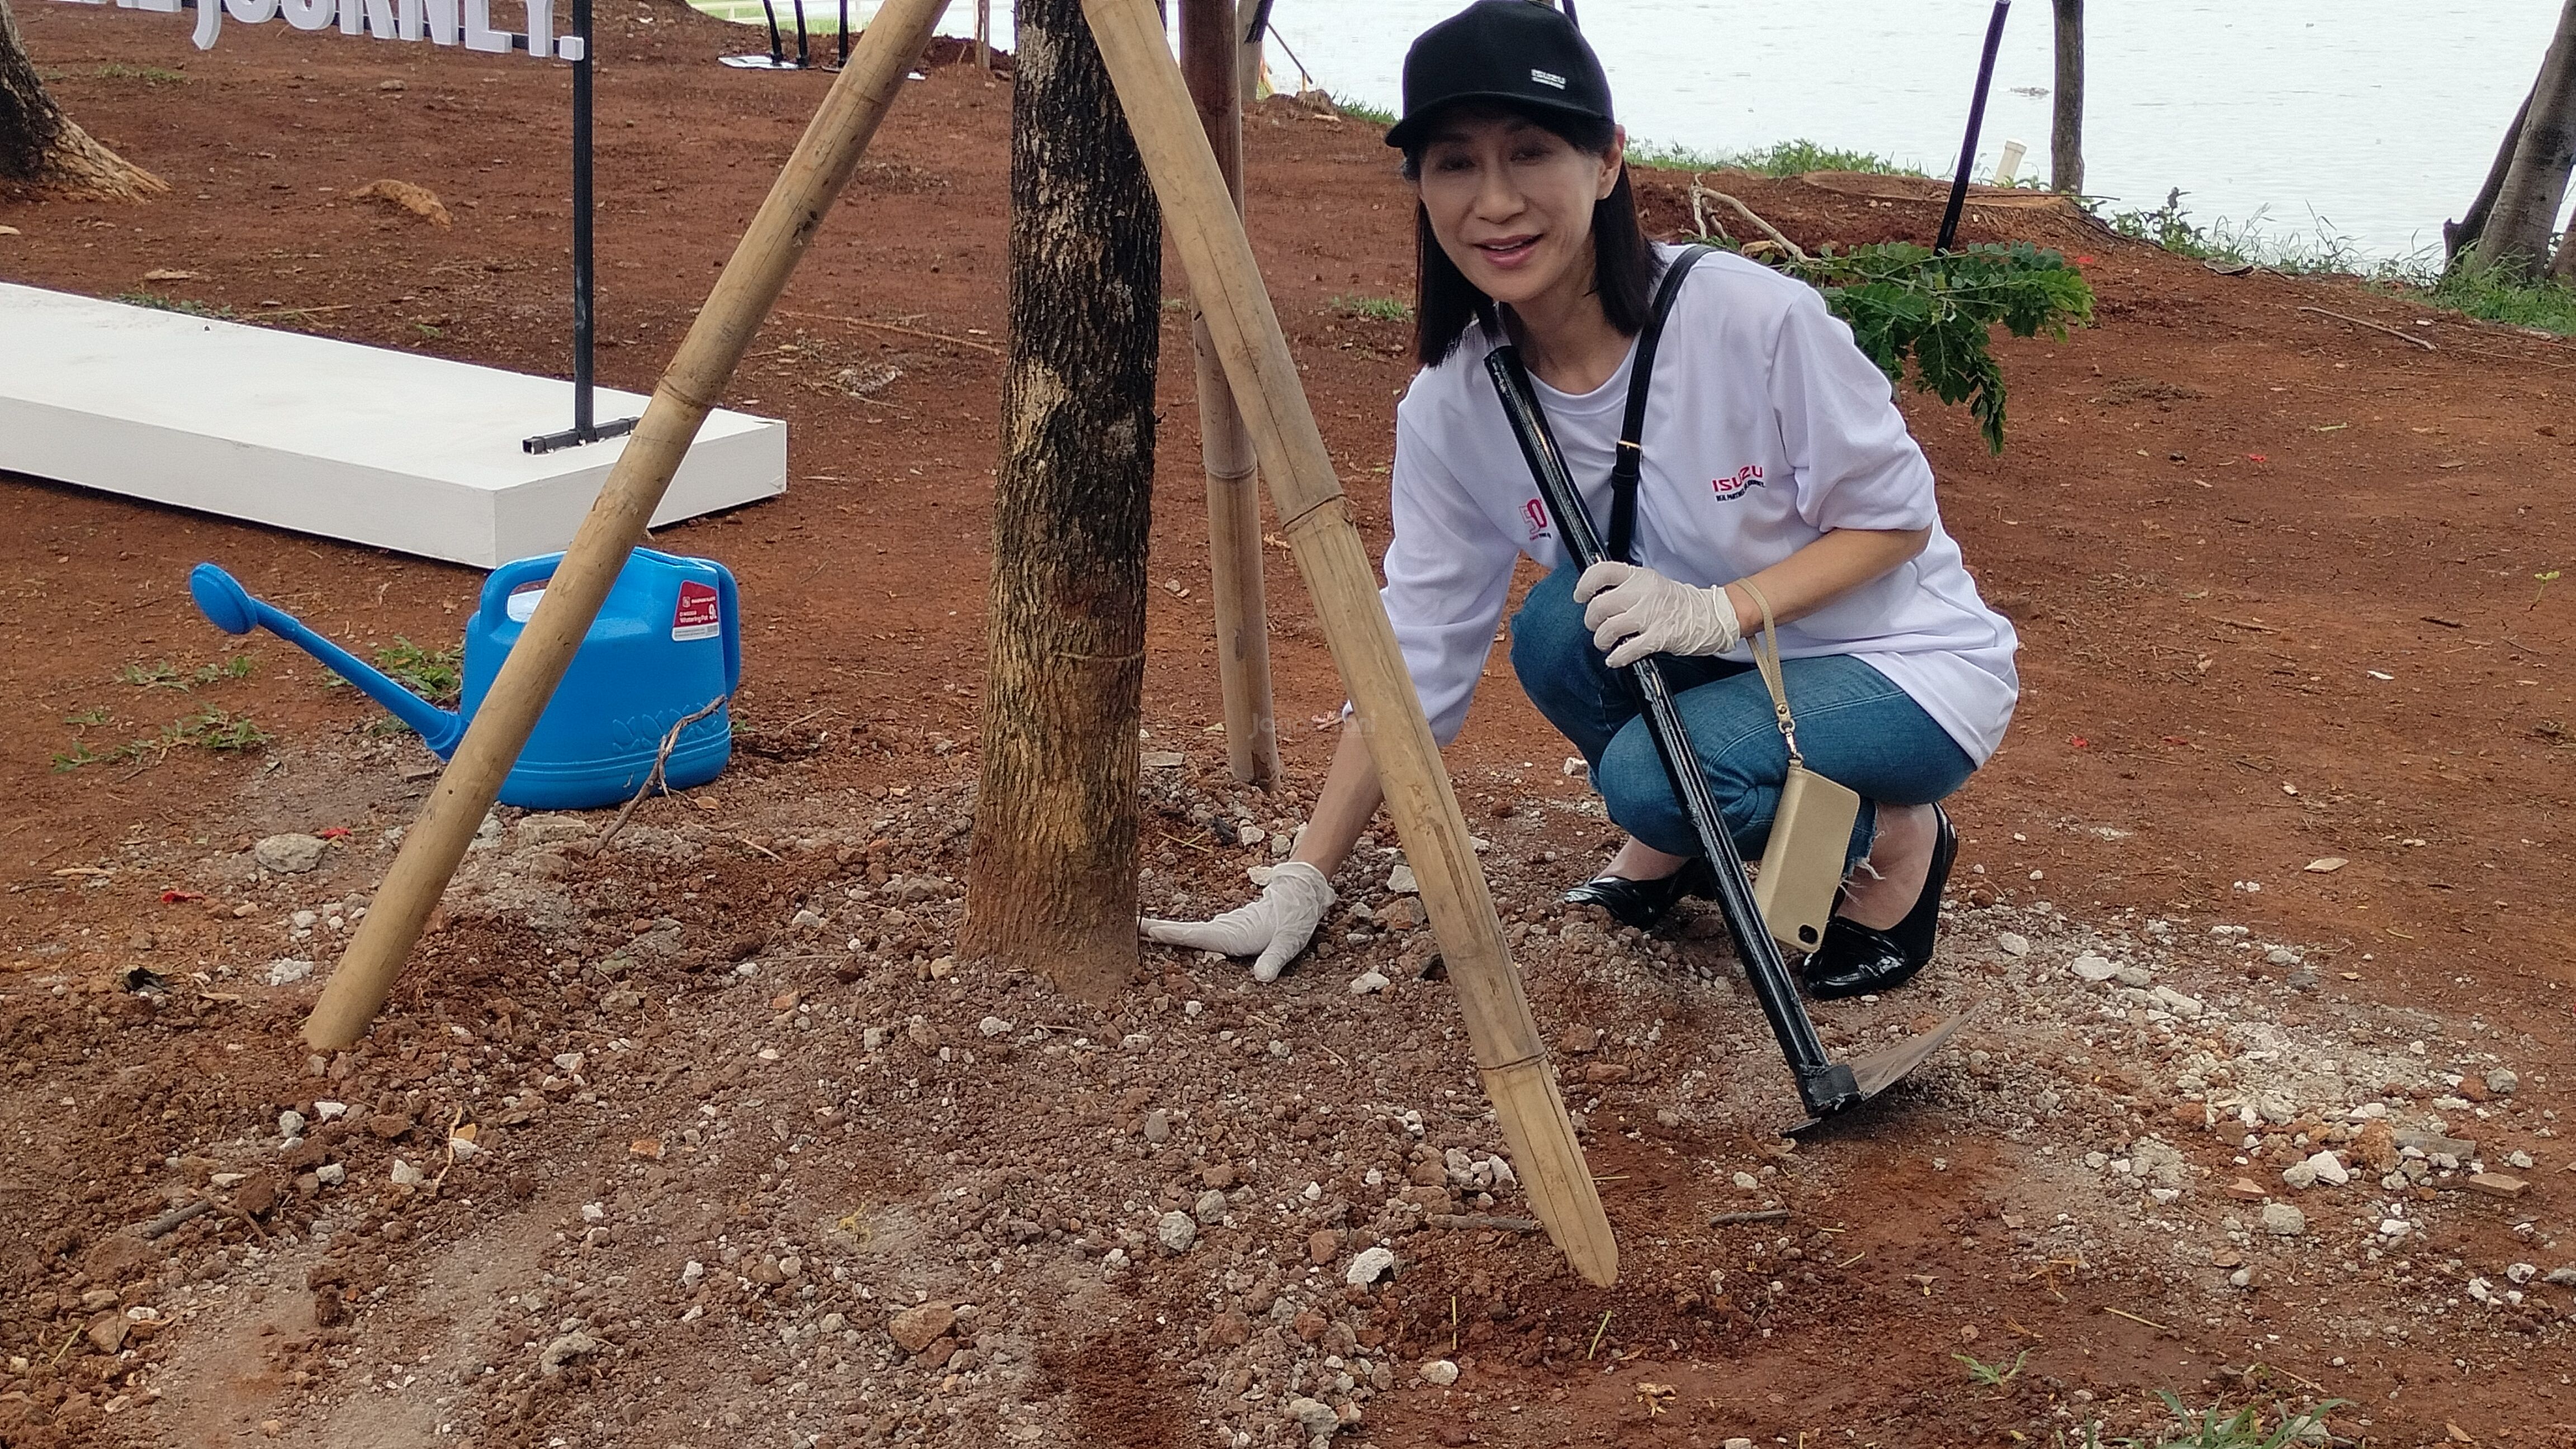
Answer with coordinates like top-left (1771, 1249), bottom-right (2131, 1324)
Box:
top-left (117, 655), bottom-right (253, 690)
top-left (1953, 1348), bottom-right (2029, 1392)
top-left (1750, 240), bottom-right (2094, 453)
top-left (1330, 293), bottom-right (1413, 324)
top-left (329, 637), bottom-right (464, 709)
top-left (2116, 1391), bottom-right (2345, 1448)
top-left (376, 637), bottom-right (463, 705)
top-left (54, 707), bottom-right (269, 771)
top-left (64, 705), bottom-right (111, 727)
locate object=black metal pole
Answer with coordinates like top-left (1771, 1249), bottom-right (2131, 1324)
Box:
top-left (1936, 0), bottom-right (2012, 254)
top-left (1485, 347), bottom-right (1861, 1123)
top-left (571, 0), bottom-right (595, 438)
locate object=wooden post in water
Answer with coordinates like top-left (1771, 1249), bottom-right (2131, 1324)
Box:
top-left (1180, 0), bottom-right (1281, 786)
top-left (2049, 0), bottom-right (2083, 193)
top-left (1081, 0), bottom-right (1617, 1288)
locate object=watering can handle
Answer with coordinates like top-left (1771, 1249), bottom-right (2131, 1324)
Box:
top-left (480, 555), bottom-right (565, 623)
top-left (717, 566), bottom-right (742, 693)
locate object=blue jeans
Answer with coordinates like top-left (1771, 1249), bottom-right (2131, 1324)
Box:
top-left (1509, 564), bottom-right (1974, 869)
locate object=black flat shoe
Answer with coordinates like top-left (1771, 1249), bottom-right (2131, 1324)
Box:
top-left (1564, 857), bottom-right (1718, 931)
top-left (1802, 807), bottom-right (1957, 1000)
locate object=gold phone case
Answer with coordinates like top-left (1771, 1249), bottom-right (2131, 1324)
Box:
top-left (1753, 762), bottom-right (1861, 953)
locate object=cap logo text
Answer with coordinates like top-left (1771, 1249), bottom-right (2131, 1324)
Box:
top-left (1528, 68), bottom-right (1567, 89)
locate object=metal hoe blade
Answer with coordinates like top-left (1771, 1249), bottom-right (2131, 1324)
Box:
top-left (1484, 345), bottom-right (1963, 1130)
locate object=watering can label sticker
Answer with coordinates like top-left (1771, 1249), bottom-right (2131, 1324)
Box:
top-left (671, 581), bottom-right (722, 642)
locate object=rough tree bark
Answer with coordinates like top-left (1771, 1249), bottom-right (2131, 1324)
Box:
top-left (960, 0), bottom-right (1161, 1002)
top-left (0, 0), bottom-right (168, 201)
top-left (2446, 84), bottom-right (2531, 264)
top-left (2478, 0), bottom-right (2576, 283)
top-left (2049, 0), bottom-right (2083, 193)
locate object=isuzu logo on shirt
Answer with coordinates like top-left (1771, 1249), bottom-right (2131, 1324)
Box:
top-left (1711, 465), bottom-right (1767, 501)
top-left (1523, 498), bottom-right (1551, 539)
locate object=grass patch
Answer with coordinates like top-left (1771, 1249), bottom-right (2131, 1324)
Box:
top-left (2077, 1390), bottom-right (2344, 1448)
top-left (1332, 94), bottom-right (1395, 127)
top-left (94, 63), bottom-right (188, 84)
top-left (1329, 293), bottom-right (1412, 324)
top-left (325, 637), bottom-right (465, 710)
top-left (2099, 188), bottom-right (2378, 277)
top-left (1954, 1348), bottom-right (2028, 1392)
top-left (2106, 187), bottom-right (2576, 337)
top-left (2407, 256), bottom-right (2576, 337)
top-left (117, 656), bottom-right (254, 691)
top-left (1632, 137), bottom-right (1932, 178)
top-left (53, 707), bottom-right (271, 771)
top-left (112, 290), bottom-right (235, 320)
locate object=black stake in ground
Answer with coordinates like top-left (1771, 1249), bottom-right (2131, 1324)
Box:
top-left (526, 0), bottom-right (640, 453)
top-left (1935, 0), bottom-right (2012, 254)
top-left (1485, 348), bottom-right (1965, 1129)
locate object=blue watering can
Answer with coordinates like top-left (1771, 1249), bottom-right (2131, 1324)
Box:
top-left (189, 549), bottom-right (740, 811)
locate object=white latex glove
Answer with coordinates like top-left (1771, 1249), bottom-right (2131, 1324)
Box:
top-left (1140, 860), bottom-right (1336, 983)
top-left (1574, 560), bottom-right (1743, 669)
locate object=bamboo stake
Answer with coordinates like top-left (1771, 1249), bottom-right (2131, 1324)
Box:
top-left (302, 0), bottom-right (952, 1050)
top-left (1180, 0), bottom-right (1281, 787)
top-left (1081, 0), bottom-right (1617, 1287)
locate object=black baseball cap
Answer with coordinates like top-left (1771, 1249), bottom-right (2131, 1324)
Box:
top-left (1384, 1), bottom-right (1614, 153)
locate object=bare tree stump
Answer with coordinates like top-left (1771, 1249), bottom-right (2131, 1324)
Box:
top-left (961, 0), bottom-right (1161, 1003)
top-left (0, 0), bottom-right (167, 201)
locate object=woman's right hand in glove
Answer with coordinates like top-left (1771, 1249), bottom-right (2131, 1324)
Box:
top-left (1140, 860), bottom-right (1336, 983)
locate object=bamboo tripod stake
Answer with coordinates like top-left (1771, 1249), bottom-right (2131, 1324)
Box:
top-left (1081, 0), bottom-right (1617, 1286)
top-left (1179, 0), bottom-right (1282, 786)
top-left (302, 0), bottom-right (952, 1050)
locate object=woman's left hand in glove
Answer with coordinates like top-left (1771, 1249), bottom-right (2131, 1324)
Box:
top-left (1573, 561), bottom-right (1743, 667)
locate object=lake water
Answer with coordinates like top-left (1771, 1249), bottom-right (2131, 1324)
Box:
top-left (891, 0), bottom-right (2563, 267)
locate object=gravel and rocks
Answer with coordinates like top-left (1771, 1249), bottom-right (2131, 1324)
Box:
top-left (253, 832), bottom-right (330, 874)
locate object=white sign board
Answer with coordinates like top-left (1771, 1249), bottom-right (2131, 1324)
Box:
top-left (53, 0), bottom-right (583, 61)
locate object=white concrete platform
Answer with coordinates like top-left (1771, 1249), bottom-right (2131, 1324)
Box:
top-left (0, 282), bottom-right (785, 567)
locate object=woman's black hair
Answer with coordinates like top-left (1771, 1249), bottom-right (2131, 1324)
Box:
top-left (1398, 102), bottom-right (1659, 369)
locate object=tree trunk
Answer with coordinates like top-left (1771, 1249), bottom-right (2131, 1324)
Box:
top-left (2554, 210), bottom-right (2576, 281)
top-left (2447, 84), bottom-right (2532, 263)
top-left (2049, 0), bottom-right (2083, 193)
top-left (961, 0), bottom-right (1161, 1003)
top-left (0, 0), bottom-right (167, 200)
top-left (2479, 0), bottom-right (2576, 282)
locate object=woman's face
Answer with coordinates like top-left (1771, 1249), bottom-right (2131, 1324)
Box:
top-left (1413, 108), bottom-right (1624, 315)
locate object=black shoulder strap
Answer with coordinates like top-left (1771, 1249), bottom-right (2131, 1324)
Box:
top-left (1607, 244), bottom-right (1712, 565)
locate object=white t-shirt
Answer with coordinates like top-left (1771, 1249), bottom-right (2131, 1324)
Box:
top-left (1380, 247), bottom-right (2020, 764)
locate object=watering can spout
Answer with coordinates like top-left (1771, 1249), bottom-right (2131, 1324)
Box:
top-left (188, 564), bottom-right (466, 755)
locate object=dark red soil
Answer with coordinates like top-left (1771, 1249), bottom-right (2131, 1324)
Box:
top-left (3, 4), bottom-right (2573, 1447)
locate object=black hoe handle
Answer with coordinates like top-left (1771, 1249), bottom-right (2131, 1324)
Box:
top-left (1485, 347), bottom-right (1860, 1119)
